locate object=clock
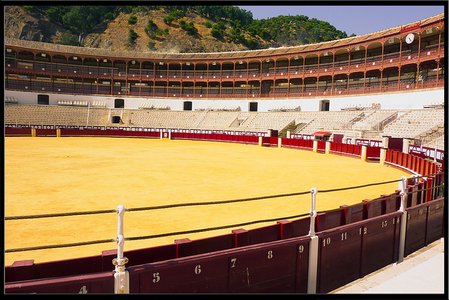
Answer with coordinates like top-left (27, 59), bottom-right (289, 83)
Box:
top-left (405, 33), bottom-right (415, 44)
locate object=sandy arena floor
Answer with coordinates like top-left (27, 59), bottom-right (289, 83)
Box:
top-left (5, 137), bottom-right (408, 265)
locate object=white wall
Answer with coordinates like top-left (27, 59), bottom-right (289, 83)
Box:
top-left (5, 88), bottom-right (444, 112)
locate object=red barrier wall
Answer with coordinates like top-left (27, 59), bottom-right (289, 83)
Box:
top-left (405, 203), bottom-right (430, 257)
top-left (360, 212), bottom-right (401, 277)
top-left (5, 271), bottom-right (113, 294)
top-left (127, 237), bottom-right (310, 293)
top-left (317, 224), bottom-right (362, 293)
top-left (5, 127), bottom-right (32, 136)
top-left (366, 146), bottom-right (381, 160)
top-left (36, 128), bottom-right (57, 136)
top-left (317, 212), bottom-right (402, 293)
top-left (425, 199), bottom-right (445, 245)
top-left (4, 127), bottom-right (444, 294)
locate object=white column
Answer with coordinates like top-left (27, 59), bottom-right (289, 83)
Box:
top-left (397, 176), bottom-right (408, 264)
top-left (307, 188), bottom-right (319, 294)
top-left (382, 135), bottom-right (390, 149)
top-left (403, 138), bottom-right (412, 154)
top-left (312, 140), bottom-right (318, 153)
top-left (380, 147), bottom-right (387, 165)
top-left (361, 145), bottom-right (367, 161)
top-left (113, 205), bottom-right (129, 294)
top-left (325, 141), bottom-right (331, 154)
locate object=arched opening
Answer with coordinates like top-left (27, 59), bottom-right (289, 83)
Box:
top-left (333, 73), bottom-right (348, 95)
top-left (348, 72), bottom-right (364, 93)
top-left (289, 78), bottom-right (303, 96)
top-left (195, 82), bottom-right (207, 97)
top-left (129, 80), bottom-right (141, 96)
top-left (317, 75), bottom-right (332, 95)
top-left (234, 60), bottom-right (248, 79)
top-left (195, 63), bottom-right (207, 79)
top-left (304, 77), bottom-right (317, 96)
top-left (319, 51), bottom-right (333, 73)
top-left (16, 51), bottom-right (34, 70)
top-left (113, 80), bottom-right (127, 95)
top-left (382, 67), bottom-right (399, 91)
top-left (181, 82), bottom-right (194, 97)
top-left (98, 58), bottom-right (112, 77)
top-left (274, 78), bottom-right (289, 97)
top-left (261, 58), bottom-right (274, 77)
top-left (168, 62), bottom-right (181, 79)
top-left (417, 60), bottom-right (436, 88)
top-left (168, 81), bottom-right (181, 97)
top-left (275, 57), bottom-right (289, 76)
top-left (84, 58), bottom-right (99, 76)
top-left (5, 48), bottom-right (17, 68)
top-left (234, 81), bottom-right (246, 97)
top-left (208, 81), bottom-right (220, 97)
top-left (261, 79), bottom-right (273, 96)
top-left (139, 81), bottom-right (153, 97)
top-left (400, 64), bottom-right (417, 89)
top-left (289, 55), bottom-right (303, 76)
top-left (334, 49), bottom-right (349, 68)
top-left (182, 62), bottom-right (194, 79)
top-left (366, 42), bottom-right (383, 64)
top-left (304, 54), bottom-right (318, 73)
top-left (222, 61), bottom-right (235, 79)
top-left (128, 60), bottom-right (141, 78)
top-left (248, 60), bottom-right (261, 79)
top-left (208, 62), bottom-right (220, 79)
top-left (365, 69), bottom-right (381, 92)
top-left (247, 80), bottom-right (260, 98)
top-left (140, 61), bottom-right (154, 79)
top-left (349, 46), bottom-right (365, 67)
top-left (155, 61), bottom-right (167, 79)
top-left (113, 60), bottom-right (126, 78)
top-left (154, 81), bottom-right (167, 96)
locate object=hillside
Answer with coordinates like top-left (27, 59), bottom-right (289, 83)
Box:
top-left (5, 5), bottom-right (352, 53)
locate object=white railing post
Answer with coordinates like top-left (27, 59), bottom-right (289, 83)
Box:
top-left (397, 176), bottom-right (408, 263)
top-left (113, 205), bottom-right (129, 294)
top-left (307, 188), bottom-right (319, 294)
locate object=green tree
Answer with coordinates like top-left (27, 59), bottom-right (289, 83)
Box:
top-left (57, 32), bottom-right (80, 46)
top-left (128, 15), bottom-right (137, 25)
top-left (179, 20), bottom-right (198, 36)
top-left (147, 40), bottom-right (156, 50)
top-left (211, 22), bottom-right (225, 40)
top-left (127, 29), bottom-right (138, 47)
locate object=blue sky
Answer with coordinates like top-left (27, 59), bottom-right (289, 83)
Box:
top-left (238, 5), bottom-right (445, 36)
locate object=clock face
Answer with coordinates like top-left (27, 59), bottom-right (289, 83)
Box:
top-left (405, 33), bottom-right (415, 44)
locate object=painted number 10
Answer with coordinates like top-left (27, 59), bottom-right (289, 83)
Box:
top-left (322, 237), bottom-right (331, 247)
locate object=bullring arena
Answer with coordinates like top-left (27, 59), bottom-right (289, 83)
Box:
top-left (4, 11), bottom-right (446, 294)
